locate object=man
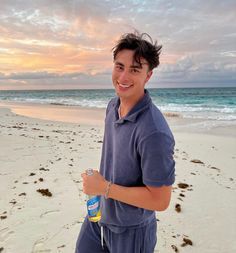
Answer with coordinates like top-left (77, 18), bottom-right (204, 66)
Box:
top-left (75, 32), bottom-right (175, 253)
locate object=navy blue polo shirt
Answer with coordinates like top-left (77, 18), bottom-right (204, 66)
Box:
top-left (99, 89), bottom-right (175, 230)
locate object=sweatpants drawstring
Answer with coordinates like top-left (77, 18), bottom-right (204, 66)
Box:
top-left (101, 225), bottom-right (104, 249)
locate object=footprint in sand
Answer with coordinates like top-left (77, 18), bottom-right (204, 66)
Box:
top-left (206, 165), bottom-right (236, 190)
top-left (0, 227), bottom-right (14, 242)
top-left (32, 237), bottom-right (51, 253)
top-left (40, 210), bottom-right (60, 218)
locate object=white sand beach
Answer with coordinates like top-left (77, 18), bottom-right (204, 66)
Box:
top-left (0, 102), bottom-right (236, 253)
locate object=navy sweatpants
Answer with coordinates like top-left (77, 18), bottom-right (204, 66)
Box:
top-left (75, 217), bottom-right (157, 253)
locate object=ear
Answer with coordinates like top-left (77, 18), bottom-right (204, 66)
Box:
top-left (145, 70), bottom-right (153, 84)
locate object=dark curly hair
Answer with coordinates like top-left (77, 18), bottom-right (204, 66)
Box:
top-left (112, 32), bottom-right (162, 71)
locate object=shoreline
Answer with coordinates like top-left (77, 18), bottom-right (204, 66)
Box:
top-left (0, 101), bottom-right (106, 126)
top-left (1, 101), bottom-right (236, 137)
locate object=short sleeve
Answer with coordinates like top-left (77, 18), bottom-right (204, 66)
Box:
top-left (138, 131), bottom-right (175, 187)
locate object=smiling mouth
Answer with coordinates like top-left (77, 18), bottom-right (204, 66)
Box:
top-left (117, 82), bottom-right (133, 89)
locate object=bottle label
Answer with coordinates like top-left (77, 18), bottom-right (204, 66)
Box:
top-left (87, 196), bottom-right (101, 217)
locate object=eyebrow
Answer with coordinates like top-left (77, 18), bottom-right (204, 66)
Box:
top-left (114, 61), bottom-right (143, 69)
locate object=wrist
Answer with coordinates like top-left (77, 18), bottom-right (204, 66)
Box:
top-left (104, 181), bottom-right (112, 199)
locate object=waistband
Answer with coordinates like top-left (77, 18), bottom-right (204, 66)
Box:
top-left (99, 214), bottom-right (156, 234)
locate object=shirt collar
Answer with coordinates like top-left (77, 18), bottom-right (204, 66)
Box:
top-left (114, 89), bottom-right (151, 124)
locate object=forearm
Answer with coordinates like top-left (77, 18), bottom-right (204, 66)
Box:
top-left (107, 183), bottom-right (171, 211)
top-left (81, 170), bottom-right (172, 211)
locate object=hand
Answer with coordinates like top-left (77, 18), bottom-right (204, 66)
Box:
top-left (81, 170), bottom-right (108, 196)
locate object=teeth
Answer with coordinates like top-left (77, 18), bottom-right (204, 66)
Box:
top-left (118, 82), bottom-right (131, 88)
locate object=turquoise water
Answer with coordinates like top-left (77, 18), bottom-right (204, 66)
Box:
top-left (0, 87), bottom-right (236, 122)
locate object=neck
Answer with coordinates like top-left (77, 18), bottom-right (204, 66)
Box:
top-left (119, 91), bottom-right (145, 118)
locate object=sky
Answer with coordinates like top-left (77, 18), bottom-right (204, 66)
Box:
top-left (0, 0), bottom-right (235, 90)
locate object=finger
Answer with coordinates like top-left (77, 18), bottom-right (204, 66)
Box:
top-left (93, 170), bottom-right (99, 175)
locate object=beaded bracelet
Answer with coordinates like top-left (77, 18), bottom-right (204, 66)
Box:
top-left (105, 181), bottom-right (112, 199)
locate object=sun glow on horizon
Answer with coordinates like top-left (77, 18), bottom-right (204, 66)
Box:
top-left (0, 1), bottom-right (235, 90)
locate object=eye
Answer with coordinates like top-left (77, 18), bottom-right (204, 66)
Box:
top-left (131, 68), bottom-right (140, 73)
top-left (115, 65), bottom-right (123, 71)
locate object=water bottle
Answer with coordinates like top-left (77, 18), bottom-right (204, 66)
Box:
top-left (86, 169), bottom-right (101, 222)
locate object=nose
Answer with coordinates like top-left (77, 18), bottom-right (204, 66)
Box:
top-left (118, 69), bottom-right (130, 83)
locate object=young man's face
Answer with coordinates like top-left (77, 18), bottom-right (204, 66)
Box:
top-left (112, 49), bottom-right (152, 103)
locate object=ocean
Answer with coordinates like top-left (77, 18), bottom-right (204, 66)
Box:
top-left (1, 87), bottom-right (236, 124)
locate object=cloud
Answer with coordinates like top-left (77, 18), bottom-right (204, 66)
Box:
top-left (151, 54), bottom-right (236, 87)
top-left (0, 70), bottom-right (112, 90)
top-left (0, 0), bottom-right (235, 89)
top-left (0, 71), bottom-right (58, 80)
